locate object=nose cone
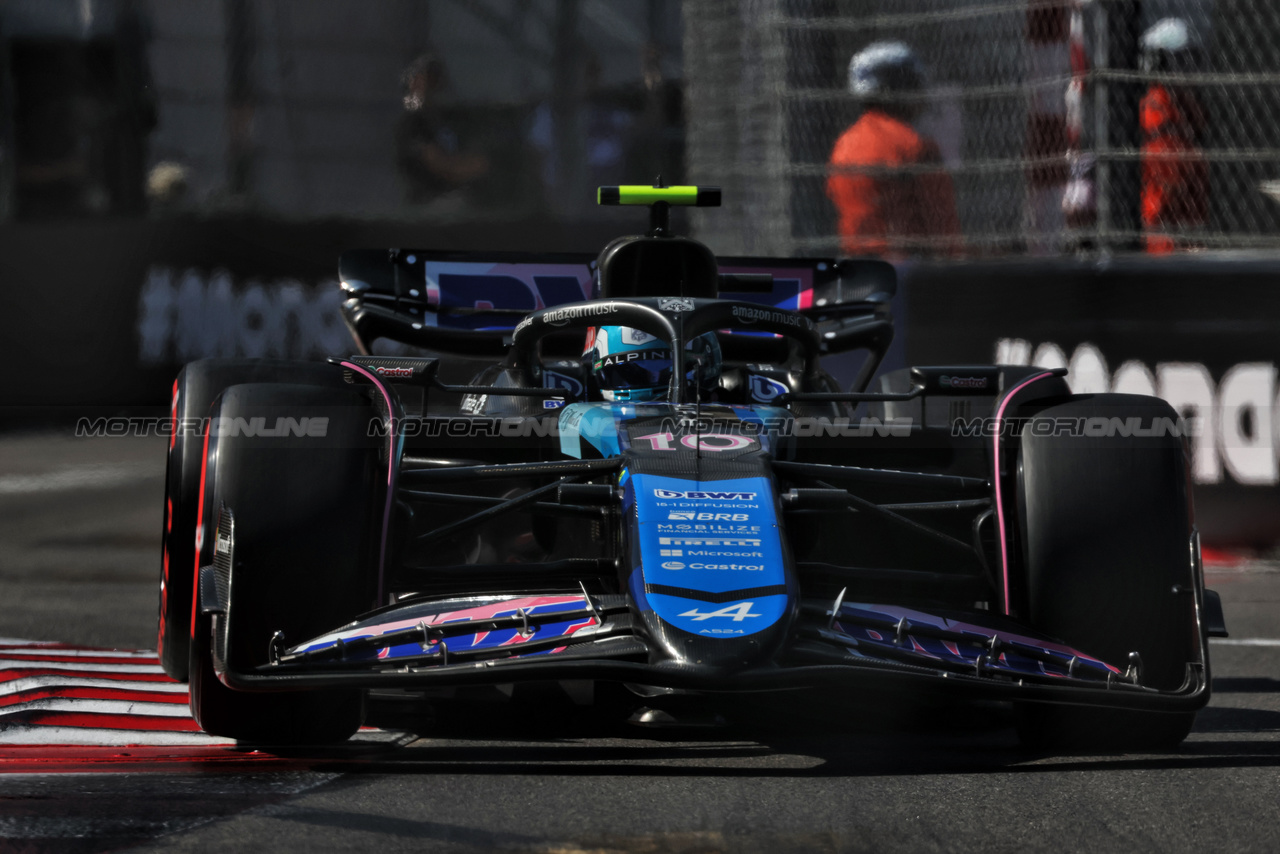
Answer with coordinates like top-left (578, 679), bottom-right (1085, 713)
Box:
top-left (626, 471), bottom-right (795, 672)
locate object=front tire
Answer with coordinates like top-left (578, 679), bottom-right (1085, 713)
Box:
top-left (188, 382), bottom-right (379, 743)
top-left (1012, 395), bottom-right (1200, 751)
top-left (158, 359), bottom-right (345, 681)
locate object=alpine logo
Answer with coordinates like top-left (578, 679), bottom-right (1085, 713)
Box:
top-left (678, 602), bottom-right (761, 622)
top-left (654, 489), bottom-right (756, 500)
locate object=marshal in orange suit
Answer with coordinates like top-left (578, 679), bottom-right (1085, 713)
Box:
top-left (827, 42), bottom-right (961, 259)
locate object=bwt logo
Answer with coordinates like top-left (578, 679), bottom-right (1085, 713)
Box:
top-left (654, 489), bottom-right (756, 500)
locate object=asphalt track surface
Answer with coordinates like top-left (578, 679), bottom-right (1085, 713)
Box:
top-left (2, 432), bottom-right (1280, 853)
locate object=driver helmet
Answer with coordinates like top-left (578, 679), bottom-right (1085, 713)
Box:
top-left (585, 326), bottom-right (722, 402)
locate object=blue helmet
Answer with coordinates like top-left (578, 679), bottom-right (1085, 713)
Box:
top-left (585, 325), bottom-right (722, 402)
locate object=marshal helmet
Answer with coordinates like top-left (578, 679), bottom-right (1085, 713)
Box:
top-left (1141, 18), bottom-right (1203, 73)
top-left (847, 41), bottom-right (926, 99)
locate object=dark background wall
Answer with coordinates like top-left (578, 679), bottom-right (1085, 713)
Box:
top-left (904, 255), bottom-right (1280, 548)
top-left (0, 216), bottom-right (624, 410)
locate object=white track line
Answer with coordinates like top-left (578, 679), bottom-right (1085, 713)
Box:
top-left (1210, 638), bottom-right (1280, 647)
top-left (0, 660), bottom-right (164, 674)
top-left (0, 726), bottom-right (233, 746)
top-left (0, 699), bottom-right (189, 717)
top-left (0, 648), bottom-right (157, 659)
top-left (0, 676), bottom-right (186, 697)
top-left (0, 726), bottom-right (408, 747)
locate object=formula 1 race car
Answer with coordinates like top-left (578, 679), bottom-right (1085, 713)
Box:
top-left (156, 185), bottom-right (1225, 748)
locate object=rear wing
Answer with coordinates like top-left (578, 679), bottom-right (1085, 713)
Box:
top-left (339, 249), bottom-right (895, 358)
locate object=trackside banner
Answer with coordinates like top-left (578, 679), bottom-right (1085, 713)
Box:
top-left (900, 255), bottom-right (1280, 547)
top-left (0, 216), bottom-right (622, 411)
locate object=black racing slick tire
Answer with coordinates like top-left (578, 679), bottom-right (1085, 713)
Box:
top-left (1012, 394), bottom-right (1200, 751)
top-left (188, 382), bottom-right (379, 744)
top-left (158, 360), bottom-right (345, 681)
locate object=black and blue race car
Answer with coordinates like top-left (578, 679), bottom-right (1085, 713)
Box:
top-left (156, 185), bottom-right (1225, 748)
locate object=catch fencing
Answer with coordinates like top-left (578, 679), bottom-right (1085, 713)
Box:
top-left (683, 0), bottom-right (1280, 257)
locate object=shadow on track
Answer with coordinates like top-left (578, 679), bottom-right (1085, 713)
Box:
top-left (232, 682), bottom-right (1280, 780)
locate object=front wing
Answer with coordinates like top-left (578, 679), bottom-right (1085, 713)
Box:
top-left (220, 589), bottom-right (1211, 714)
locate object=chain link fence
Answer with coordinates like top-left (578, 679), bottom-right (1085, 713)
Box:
top-left (683, 0), bottom-right (1280, 258)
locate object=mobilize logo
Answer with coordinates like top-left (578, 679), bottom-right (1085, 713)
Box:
top-left (654, 489), bottom-right (756, 500)
top-left (678, 602), bottom-right (761, 622)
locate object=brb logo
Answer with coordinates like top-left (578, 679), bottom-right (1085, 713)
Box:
top-left (668, 512), bottom-right (751, 521)
top-left (654, 489), bottom-right (756, 500)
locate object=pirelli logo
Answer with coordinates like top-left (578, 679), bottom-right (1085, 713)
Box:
top-left (659, 537), bottom-right (763, 547)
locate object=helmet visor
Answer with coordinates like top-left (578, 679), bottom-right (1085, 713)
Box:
top-left (594, 349), bottom-right (674, 392)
